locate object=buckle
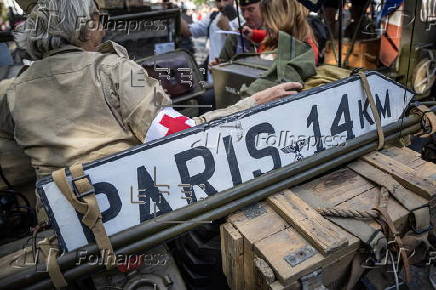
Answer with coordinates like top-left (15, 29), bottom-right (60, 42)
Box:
top-left (71, 174), bottom-right (95, 199)
top-left (410, 204), bottom-right (433, 234)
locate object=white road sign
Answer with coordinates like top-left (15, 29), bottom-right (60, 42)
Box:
top-left (37, 72), bottom-right (414, 252)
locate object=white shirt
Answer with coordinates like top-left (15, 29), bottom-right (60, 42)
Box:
top-left (190, 12), bottom-right (240, 82)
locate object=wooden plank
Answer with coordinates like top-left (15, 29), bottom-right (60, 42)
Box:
top-left (322, 250), bottom-right (355, 289)
top-left (348, 161), bottom-right (429, 207)
top-left (244, 239), bottom-right (256, 290)
top-left (220, 224), bottom-right (229, 279)
top-left (266, 251), bottom-right (355, 289)
top-left (220, 223), bottom-right (244, 290)
top-left (254, 256), bottom-right (276, 289)
top-left (362, 151), bottom-right (436, 199)
top-left (254, 227), bottom-right (359, 286)
top-left (269, 280), bottom-right (300, 290)
top-left (227, 202), bottom-right (289, 290)
top-left (381, 146), bottom-right (424, 169)
top-left (415, 162), bottom-right (436, 184)
top-left (292, 167), bottom-right (375, 207)
top-left (382, 146), bottom-right (436, 184)
top-left (267, 190), bottom-right (348, 255)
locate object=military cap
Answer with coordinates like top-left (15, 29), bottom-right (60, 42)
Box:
top-left (238, 0), bottom-right (260, 7)
top-left (15, 0), bottom-right (37, 14)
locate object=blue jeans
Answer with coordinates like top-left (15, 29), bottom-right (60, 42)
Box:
top-left (0, 43), bottom-right (13, 66)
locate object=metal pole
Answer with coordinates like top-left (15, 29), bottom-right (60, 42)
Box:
top-left (235, 0), bottom-right (244, 53)
top-left (338, 0), bottom-right (344, 67)
top-left (2, 107), bottom-right (433, 289)
top-left (27, 120), bottom-right (424, 290)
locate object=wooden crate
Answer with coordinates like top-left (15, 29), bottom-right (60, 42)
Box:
top-left (221, 146), bottom-right (436, 289)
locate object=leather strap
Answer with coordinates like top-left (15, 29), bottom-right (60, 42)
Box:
top-left (37, 236), bottom-right (68, 289)
top-left (410, 104), bottom-right (436, 138)
top-left (345, 254), bottom-right (365, 290)
top-left (401, 230), bottom-right (432, 265)
top-left (373, 207), bottom-right (411, 283)
top-left (52, 164), bottom-right (116, 270)
top-left (356, 71), bottom-right (385, 150)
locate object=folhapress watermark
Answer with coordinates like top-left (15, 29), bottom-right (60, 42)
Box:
top-left (77, 15), bottom-right (167, 35)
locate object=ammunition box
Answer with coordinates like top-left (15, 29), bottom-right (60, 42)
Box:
top-left (211, 56), bottom-right (272, 109)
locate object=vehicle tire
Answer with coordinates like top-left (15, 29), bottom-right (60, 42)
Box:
top-left (169, 219), bottom-right (229, 290)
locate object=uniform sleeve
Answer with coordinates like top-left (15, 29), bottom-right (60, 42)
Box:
top-left (0, 79), bottom-right (15, 138)
top-left (190, 15), bottom-right (210, 38)
top-left (192, 96), bottom-right (256, 125)
top-left (110, 58), bottom-right (172, 142)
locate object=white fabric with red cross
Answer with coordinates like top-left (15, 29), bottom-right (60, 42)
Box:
top-left (145, 107), bottom-right (196, 143)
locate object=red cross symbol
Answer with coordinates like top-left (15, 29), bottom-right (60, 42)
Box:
top-left (159, 114), bottom-right (192, 136)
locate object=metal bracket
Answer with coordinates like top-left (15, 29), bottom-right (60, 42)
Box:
top-left (71, 174), bottom-right (95, 199)
top-left (284, 245), bottom-right (317, 267)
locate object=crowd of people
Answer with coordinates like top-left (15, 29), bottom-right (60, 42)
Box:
top-left (177, 0), bottom-right (323, 113)
top-left (0, 0), bottom-right (365, 189)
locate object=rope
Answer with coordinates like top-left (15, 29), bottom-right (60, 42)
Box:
top-left (316, 207), bottom-right (379, 219)
top-left (316, 186), bottom-right (390, 219)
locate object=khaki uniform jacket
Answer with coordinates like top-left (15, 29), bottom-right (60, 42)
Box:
top-left (0, 42), bottom-right (255, 179)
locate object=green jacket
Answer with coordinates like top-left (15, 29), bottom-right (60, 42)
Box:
top-left (240, 31), bottom-right (317, 98)
top-left (219, 33), bottom-right (258, 62)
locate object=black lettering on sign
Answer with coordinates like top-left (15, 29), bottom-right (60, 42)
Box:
top-left (137, 166), bottom-right (172, 222)
top-left (223, 135), bottom-right (242, 186)
top-left (331, 94), bottom-right (355, 140)
top-left (96, 182), bottom-right (122, 222)
top-left (376, 90), bottom-right (391, 118)
top-left (78, 182), bottom-right (123, 243)
top-left (175, 146), bottom-right (217, 204)
top-left (358, 99), bottom-right (374, 128)
top-left (358, 90), bottom-right (391, 129)
top-left (246, 123), bottom-right (282, 178)
top-left (307, 105), bottom-right (325, 153)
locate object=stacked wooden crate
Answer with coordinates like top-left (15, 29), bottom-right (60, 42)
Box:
top-left (221, 146), bottom-right (436, 289)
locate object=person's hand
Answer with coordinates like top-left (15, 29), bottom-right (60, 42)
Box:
top-left (209, 58), bottom-right (221, 67)
top-left (251, 82), bottom-right (303, 105)
top-left (217, 15), bottom-right (231, 31)
top-left (241, 26), bottom-right (253, 39)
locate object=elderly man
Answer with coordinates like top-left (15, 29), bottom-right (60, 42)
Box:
top-left (1, 0), bottom-right (302, 180)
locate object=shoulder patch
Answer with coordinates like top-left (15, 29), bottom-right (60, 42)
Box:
top-left (97, 41), bottom-right (130, 59)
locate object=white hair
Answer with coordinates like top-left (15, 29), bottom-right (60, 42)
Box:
top-left (15, 0), bottom-right (99, 59)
